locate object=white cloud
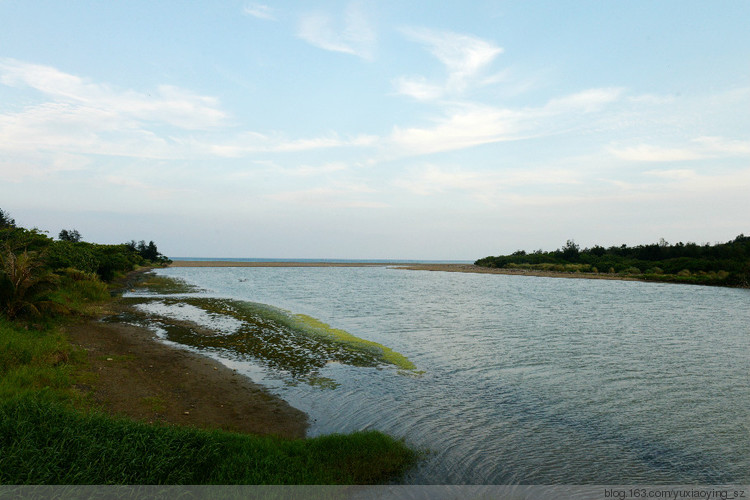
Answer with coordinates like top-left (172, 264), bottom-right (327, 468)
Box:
top-left (297, 2), bottom-right (376, 60)
top-left (391, 105), bottom-right (523, 155)
top-left (394, 164), bottom-right (583, 206)
top-left (693, 136), bottom-right (750, 156)
top-left (243, 3), bottom-right (276, 21)
top-left (395, 28), bottom-right (503, 99)
top-left (609, 136), bottom-right (750, 163)
top-left (390, 88), bottom-right (623, 156)
top-left (392, 76), bottom-right (444, 101)
top-left (609, 145), bottom-right (705, 162)
top-left (0, 58), bottom-right (227, 130)
top-left (543, 88), bottom-right (624, 114)
top-left (195, 132), bottom-right (378, 158)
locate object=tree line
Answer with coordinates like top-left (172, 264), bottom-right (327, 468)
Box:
top-left (475, 235), bottom-right (750, 287)
top-left (1, 208), bottom-right (170, 318)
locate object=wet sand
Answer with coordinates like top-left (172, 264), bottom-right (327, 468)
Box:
top-left (66, 304), bottom-right (307, 439)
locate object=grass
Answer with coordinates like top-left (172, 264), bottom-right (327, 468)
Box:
top-left (0, 273), bottom-right (420, 485)
top-left (0, 317), bottom-right (77, 401)
top-left (0, 396), bottom-right (417, 485)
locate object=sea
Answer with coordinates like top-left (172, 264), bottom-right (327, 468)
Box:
top-left (127, 263), bottom-right (750, 484)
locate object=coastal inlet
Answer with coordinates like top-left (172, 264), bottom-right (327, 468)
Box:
top-left (121, 266), bottom-right (749, 485)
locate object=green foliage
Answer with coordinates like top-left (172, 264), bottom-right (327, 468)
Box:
top-left (49, 268), bottom-right (111, 314)
top-left (0, 396), bottom-right (417, 484)
top-left (58, 229), bottom-right (82, 242)
top-left (476, 235), bottom-right (750, 287)
top-left (0, 247), bottom-right (64, 319)
top-left (0, 208), bottom-right (16, 229)
top-left (0, 317), bottom-right (74, 400)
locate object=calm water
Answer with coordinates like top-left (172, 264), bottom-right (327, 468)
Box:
top-left (142, 266), bottom-right (749, 484)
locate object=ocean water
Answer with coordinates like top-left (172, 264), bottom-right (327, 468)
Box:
top-left (135, 266), bottom-right (750, 484)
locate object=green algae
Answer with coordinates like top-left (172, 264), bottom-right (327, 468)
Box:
top-left (290, 314), bottom-right (417, 371)
top-left (136, 272), bottom-right (203, 295)
top-left (115, 291), bottom-right (417, 389)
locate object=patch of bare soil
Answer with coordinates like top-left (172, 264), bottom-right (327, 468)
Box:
top-left (65, 304), bottom-right (307, 439)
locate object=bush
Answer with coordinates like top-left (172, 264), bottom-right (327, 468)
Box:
top-left (0, 247), bottom-right (63, 319)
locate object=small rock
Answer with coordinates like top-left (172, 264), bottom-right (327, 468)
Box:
top-left (106, 358), bottom-right (113, 361)
top-left (183, 411), bottom-right (190, 415)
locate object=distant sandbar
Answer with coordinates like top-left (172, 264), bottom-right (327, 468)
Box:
top-left (168, 261), bottom-right (639, 281)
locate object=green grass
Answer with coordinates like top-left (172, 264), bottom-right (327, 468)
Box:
top-left (0, 395), bottom-right (418, 485)
top-left (0, 317), bottom-right (76, 401)
top-left (0, 274), bottom-right (421, 485)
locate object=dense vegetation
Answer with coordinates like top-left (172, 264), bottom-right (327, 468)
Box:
top-left (476, 235), bottom-right (750, 287)
top-left (0, 208), bottom-right (418, 484)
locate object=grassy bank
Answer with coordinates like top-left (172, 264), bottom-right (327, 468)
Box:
top-left (0, 284), bottom-right (418, 485)
top-left (0, 213), bottom-right (419, 485)
top-left (0, 395), bottom-right (414, 484)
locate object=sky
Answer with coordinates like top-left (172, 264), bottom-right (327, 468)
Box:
top-left (1, 1), bottom-right (749, 260)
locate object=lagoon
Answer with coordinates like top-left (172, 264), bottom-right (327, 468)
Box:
top-left (133, 266), bottom-right (749, 484)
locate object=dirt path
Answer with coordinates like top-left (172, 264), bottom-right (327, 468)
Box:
top-left (65, 303), bottom-right (308, 439)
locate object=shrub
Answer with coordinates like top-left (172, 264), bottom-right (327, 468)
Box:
top-left (0, 247), bottom-right (64, 319)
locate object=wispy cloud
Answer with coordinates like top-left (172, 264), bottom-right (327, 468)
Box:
top-left (394, 164), bottom-right (582, 206)
top-left (610, 136), bottom-right (750, 162)
top-left (297, 2), bottom-right (376, 60)
top-left (243, 3), bottom-right (276, 21)
top-left (610, 145), bottom-right (705, 162)
top-left (0, 58), bottom-right (227, 130)
top-left (395, 28), bottom-right (503, 100)
top-left (0, 58), bottom-right (380, 173)
top-left (196, 132), bottom-right (378, 158)
top-left (390, 88), bottom-right (623, 156)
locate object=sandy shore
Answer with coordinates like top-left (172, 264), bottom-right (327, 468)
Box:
top-left (170, 260), bottom-right (640, 281)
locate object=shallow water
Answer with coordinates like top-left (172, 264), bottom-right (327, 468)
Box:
top-left (135, 266), bottom-right (750, 484)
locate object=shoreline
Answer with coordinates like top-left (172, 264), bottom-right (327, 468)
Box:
top-left (65, 271), bottom-right (308, 439)
top-left (169, 260), bottom-right (641, 282)
top-left (169, 261), bottom-right (744, 287)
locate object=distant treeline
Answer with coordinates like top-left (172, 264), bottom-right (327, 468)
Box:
top-left (1, 207), bottom-right (172, 320)
top-left (475, 235), bottom-right (750, 287)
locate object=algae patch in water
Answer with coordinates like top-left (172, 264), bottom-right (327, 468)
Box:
top-left (133, 272), bottom-right (204, 295)
top-left (290, 314), bottom-right (416, 371)
top-left (117, 293), bottom-right (417, 388)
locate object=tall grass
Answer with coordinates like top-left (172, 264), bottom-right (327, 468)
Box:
top-left (0, 396), bottom-right (418, 485)
top-left (0, 317), bottom-right (74, 401)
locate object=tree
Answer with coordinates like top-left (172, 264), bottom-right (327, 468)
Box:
top-left (560, 239), bottom-right (580, 261)
top-left (0, 246), bottom-right (62, 318)
top-left (58, 229), bottom-right (82, 242)
top-left (0, 209), bottom-right (16, 229)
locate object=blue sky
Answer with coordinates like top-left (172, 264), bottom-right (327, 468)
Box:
top-left (1, 1), bottom-right (748, 259)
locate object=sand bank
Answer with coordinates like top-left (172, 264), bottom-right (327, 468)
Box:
top-left (169, 260), bottom-right (639, 282)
